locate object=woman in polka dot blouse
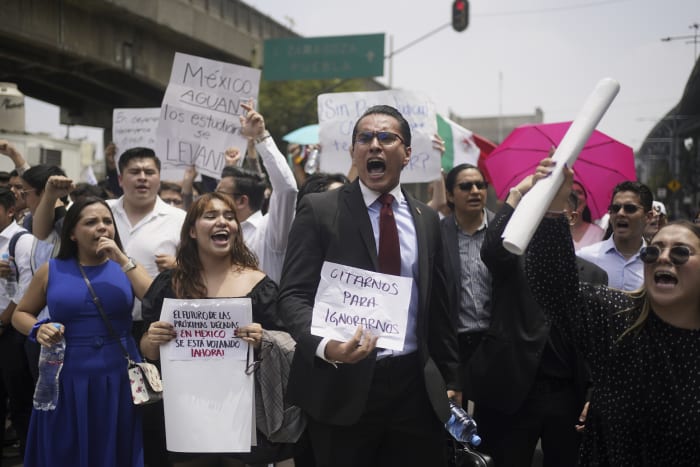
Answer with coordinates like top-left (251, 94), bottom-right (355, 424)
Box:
top-left (525, 160), bottom-right (700, 466)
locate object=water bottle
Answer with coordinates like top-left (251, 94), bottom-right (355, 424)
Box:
top-left (1, 252), bottom-right (16, 299)
top-left (304, 148), bottom-right (320, 175)
top-left (445, 399), bottom-right (481, 446)
top-left (33, 323), bottom-right (65, 411)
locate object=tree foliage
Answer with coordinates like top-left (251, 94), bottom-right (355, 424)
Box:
top-left (258, 78), bottom-right (367, 149)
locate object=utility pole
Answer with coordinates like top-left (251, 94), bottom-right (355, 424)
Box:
top-left (661, 23), bottom-right (700, 61)
top-left (385, 22), bottom-right (451, 87)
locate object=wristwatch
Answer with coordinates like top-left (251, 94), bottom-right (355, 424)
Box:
top-left (254, 131), bottom-right (272, 145)
top-left (122, 257), bottom-right (137, 273)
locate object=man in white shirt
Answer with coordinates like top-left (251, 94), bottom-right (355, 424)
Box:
top-left (107, 148), bottom-right (186, 335)
top-left (215, 103), bottom-right (297, 283)
top-left (577, 181), bottom-right (654, 291)
top-left (0, 187), bottom-right (34, 458)
top-left (107, 147), bottom-right (185, 467)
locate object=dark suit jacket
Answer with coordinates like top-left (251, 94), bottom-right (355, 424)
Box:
top-left (440, 210), bottom-right (495, 330)
top-left (464, 203), bottom-right (607, 414)
top-left (278, 180), bottom-right (460, 426)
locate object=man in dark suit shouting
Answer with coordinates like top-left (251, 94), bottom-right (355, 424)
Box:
top-left (278, 105), bottom-right (460, 466)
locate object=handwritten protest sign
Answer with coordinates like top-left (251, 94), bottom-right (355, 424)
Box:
top-left (160, 298), bottom-right (254, 452)
top-left (166, 302), bottom-right (249, 361)
top-left (311, 261), bottom-right (413, 351)
top-left (112, 108), bottom-right (160, 167)
top-left (317, 90), bottom-right (439, 183)
top-left (156, 52), bottom-right (260, 181)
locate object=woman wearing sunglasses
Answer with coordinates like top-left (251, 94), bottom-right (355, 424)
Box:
top-left (525, 159), bottom-right (700, 466)
top-left (139, 192), bottom-right (288, 466)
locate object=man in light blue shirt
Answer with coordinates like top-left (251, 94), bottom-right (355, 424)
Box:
top-left (577, 181), bottom-right (654, 291)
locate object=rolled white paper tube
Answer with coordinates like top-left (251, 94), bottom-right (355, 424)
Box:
top-left (502, 78), bottom-right (621, 255)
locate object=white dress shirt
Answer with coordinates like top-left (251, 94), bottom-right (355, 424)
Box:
top-left (108, 196), bottom-right (186, 320)
top-left (316, 182), bottom-right (419, 361)
top-left (0, 221), bottom-right (28, 309)
top-left (241, 137), bottom-right (298, 284)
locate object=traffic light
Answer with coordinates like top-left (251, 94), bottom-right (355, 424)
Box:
top-left (452, 0), bottom-right (469, 32)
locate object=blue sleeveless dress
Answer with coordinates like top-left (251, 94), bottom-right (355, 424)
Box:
top-left (24, 258), bottom-right (144, 467)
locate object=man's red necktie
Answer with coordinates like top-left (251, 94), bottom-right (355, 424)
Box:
top-left (378, 193), bottom-right (401, 275)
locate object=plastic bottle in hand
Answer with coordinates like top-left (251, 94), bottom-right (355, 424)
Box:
top-left (1, 252), bottom-right (17, 299)
top-left (445, 399), bottom-right (481, 446)
top-left (33, 323), bottom-right (65, 410)
top-left (304, 148), bottom-right (320, 175)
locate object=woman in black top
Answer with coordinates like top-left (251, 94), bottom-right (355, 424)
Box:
top-left (140, 192), bottom-right (285, 466)
top-left (527, 160), bottom-right (700, 466)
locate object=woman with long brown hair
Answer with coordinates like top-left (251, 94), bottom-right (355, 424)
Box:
top-left (140, 192), bottom-right (285, 466)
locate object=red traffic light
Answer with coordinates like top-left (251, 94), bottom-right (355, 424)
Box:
top-left (452, 0), bottom-right (469, 32)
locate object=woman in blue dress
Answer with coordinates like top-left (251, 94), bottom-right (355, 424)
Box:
top-left (12, 196), bottom-right (153, 467)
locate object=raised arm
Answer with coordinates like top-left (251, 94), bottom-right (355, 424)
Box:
top-left (32, 175), bottom-right (72, 241)
top-left (239, 102), bottom-right (298, 255)
top-left (426, 134), bottom-right (448, 215)
top-left (0, 139), bottom-right (30, 175)
top-left (96, 237), bottom-right (153, 300)
top-left (481, 174), bottom-right (536, 274)
top-left (181, 165), bottom-right (197, 210)
top-left (523, 160), bottom-right (580, 319)
top-left (522, 161), bottom-right (632, 371)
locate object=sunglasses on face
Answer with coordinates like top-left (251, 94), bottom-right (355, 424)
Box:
top-left (640, 245), bottom-right (694, 265)
top-left (457, 181), bottom-right (488, 191)
top-left (355, 131), bottom-right (405, 146)
top-left (608, 203), bottom-right (644, 215)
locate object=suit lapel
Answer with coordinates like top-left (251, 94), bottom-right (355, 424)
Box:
top-left (443, 214), bottom-right (460, 280)
top-left (343, 181), bottom-right (380, 271)
top-left (406, 193), bottom-right (428, 335)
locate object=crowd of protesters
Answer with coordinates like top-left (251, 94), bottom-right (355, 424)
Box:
top-left (0, 100), bottom-right (698, 467)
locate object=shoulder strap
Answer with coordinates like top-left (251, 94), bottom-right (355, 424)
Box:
top-left (9, 230), bottom-right (30, 281)
top-left (9, 230), bottom-right (29, 260)
top-left (77, 261), bottom-right (132, 364)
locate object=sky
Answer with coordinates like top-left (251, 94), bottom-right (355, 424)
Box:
top-left (22, 0), bottom-right (699, 157)
top-left (244, 0), bottom-right (697, 150)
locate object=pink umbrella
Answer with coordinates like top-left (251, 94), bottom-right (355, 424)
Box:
top-left (483, 122), bottom-right (636, 220)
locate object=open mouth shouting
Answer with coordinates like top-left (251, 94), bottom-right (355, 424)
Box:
top-left (653, 269), bottom-right (678, 288)
top-left (211, 230), bottom-right (231, 247)
top-left (367, 158), bottom-right (386, 179)
top-left (614, 218), bottom-right (630, 232)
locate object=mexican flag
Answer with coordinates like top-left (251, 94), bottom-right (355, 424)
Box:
top-left (437, 114), bottom-right (481, 172)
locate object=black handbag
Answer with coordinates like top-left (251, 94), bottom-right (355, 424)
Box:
top-left (449, 440), bottom-right (495, 467)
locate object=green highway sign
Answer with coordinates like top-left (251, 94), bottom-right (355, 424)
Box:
top-left (263, 33), bottom-right (385, 81)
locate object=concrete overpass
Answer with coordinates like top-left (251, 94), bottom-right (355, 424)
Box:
top-left (0, 0), bottom-right (296, 129)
